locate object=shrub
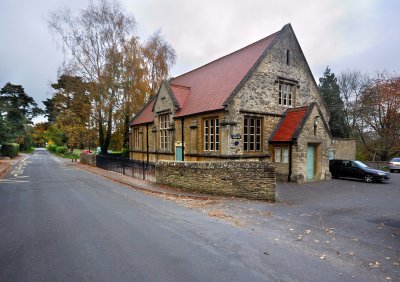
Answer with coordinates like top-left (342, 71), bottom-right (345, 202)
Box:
top-left (48, 144), bottom-right (57, 152)
top-left (16, 134), bottom-right (33, 151)
top-left (1, 143), bottom-right (20, 158)
top-left (56, 146), bottom-right (68, 155)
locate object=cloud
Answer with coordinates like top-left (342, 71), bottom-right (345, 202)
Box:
top-left (1, 0), bottom-right (399, 123)
top-left (123, 0), bottom-right (398, 78)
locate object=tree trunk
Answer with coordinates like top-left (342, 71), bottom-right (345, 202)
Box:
top-left (123, 114), bottom-right (130, 150)
top-left (98, 110), bottom-right (106, 155)
top-left (102, 107), bottom-right (113, 155)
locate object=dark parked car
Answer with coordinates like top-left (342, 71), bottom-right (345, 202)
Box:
top-left (329, 160), bottom-right (390, 183)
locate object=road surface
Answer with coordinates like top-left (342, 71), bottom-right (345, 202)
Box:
top-left (0, 149), bottom-right (390, 281)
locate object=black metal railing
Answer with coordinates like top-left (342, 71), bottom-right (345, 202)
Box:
top-left (96, 155), bottom-right (155, 182)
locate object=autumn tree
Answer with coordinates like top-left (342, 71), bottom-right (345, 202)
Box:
top-left (357, 73), bottom-right (400, 160)
top-left (113, 32), bottom-right (176, 149)
top-left (30, 122), bottom-right (48, 147)
top-left (48, 0), bottom-right (136, 154)
top-left (48, 0), bottom-right (175, 153)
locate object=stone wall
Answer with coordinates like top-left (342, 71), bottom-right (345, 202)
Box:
top-left (225, 24), bottom-right (329, 156)
top-left (274, 162), bottom-right (290, 181)
top-left (293, 105), bottom-right (332, 182)
top-left (156, 160), bottom-right (276, 201)
top-left (80, 153), bottom-right (96, 165)
top-left (331, 139), bottom-right (356, 160)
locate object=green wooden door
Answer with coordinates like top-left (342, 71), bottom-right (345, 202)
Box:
top-left (175, 145), bottom-right (183, 161)
top-left (306, 145), bottom-right (315, 180)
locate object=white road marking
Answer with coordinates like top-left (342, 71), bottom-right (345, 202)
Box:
top-left (0, 179), bottom-right (28, 183)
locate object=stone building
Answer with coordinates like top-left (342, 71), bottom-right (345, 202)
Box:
top-left (129, 23), bottom-right (352, 183)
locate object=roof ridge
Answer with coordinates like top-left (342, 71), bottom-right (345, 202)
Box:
top-left (170, 31), bottom-right (279, 82)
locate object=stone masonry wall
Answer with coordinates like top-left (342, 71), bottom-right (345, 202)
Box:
top-left (227, 25), bottom-right (329, 156)
top-left (332, 139), bottom-right (356, 160)
top-left (156, 161), bottom-right (276, 201)
top-left (80, 153), bottom-right (96, 165)
top-left (293, 106), bottom-right (332, 183)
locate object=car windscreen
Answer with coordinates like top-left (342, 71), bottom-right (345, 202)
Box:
top-left (391, 158), bottom-right (400, 162)
top-left (353, 161), bottom-right (368, 168)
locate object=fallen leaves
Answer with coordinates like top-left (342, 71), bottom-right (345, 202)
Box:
top-left (368, 261), bottom-right (380, 268)
top-left (207, 210), bottom-right (243, 227)
top-left (325, 228), bottom-right (334, 235)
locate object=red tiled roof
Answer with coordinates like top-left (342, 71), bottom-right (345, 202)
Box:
top-left (130, 98), bottom-right (155, 125)
top-left (270, 106), bottom-right (309, 142)
top-left (131, 27), bottom-right (282, 125)
top-left (171, 33), bottom-right (278, 117)
top-left (170, 84), bottom-right (190, 108)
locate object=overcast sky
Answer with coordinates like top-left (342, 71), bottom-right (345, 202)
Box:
top-left (0, 0), bottom-right (399, 123)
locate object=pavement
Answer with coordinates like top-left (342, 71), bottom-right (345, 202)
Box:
top-left (0, 154), bottom-right (28, 177)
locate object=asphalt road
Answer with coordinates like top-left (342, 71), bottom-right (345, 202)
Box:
top-left (0, 149), bottom-right (267, 281)
top-left (0, 149), bottom-right (398, 281)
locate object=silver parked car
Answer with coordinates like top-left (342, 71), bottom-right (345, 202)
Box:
top-left (389, 157), bottom-right (400, 173)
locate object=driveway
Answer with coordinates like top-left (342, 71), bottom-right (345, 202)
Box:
top-left (74, 157), bottom-right (400, 281)
top-left (173, 174), bottom-right (400, 281)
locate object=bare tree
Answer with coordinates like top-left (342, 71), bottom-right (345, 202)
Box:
top-left (48, 0), bottom-right (136, 154)
top-left (337, 70), bottom-right (371, 138)
top-left (143, 31), bottom-right (176, 96)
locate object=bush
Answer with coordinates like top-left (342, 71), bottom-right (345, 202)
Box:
top-left (1, 143), bottom-right (20, 158)
top-left (16, 134), bottom-right (33, 151)
top-left (55, 146), bottom-right (68, 155)
top-left (48, 144), bottom-right (58, 152)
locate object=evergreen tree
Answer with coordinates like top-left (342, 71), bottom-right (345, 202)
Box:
top-left (319, 67), bottom-right (348, 137)
top-left (0, 82), bottom-right (43, 147)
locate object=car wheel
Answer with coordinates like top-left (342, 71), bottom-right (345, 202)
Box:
top-left (364, 174), bottom-right (374, 183)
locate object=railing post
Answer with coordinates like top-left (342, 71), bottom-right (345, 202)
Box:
top-left (143, 161), bottom-right (145, 180)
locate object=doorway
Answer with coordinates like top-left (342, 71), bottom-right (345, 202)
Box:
top-left (306, 145), bottom-right (315, 180)
top-left (175, 142), bottom-right (183, 161)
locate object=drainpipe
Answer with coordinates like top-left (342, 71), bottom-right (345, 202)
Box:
top-left (146, 124), bottom-right (149, 163)
top-left (181, 118), bottom-right (185, 161)
top-left (288, 143), bottom-right (292, 182)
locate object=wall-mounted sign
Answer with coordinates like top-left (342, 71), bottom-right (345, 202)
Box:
top-left (231, 134), bottom-right (241, 139)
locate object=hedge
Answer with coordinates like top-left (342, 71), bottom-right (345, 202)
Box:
top-left (1, 143), bottom-right (20, 158)
top-left (48, 144), bottom-right (58, 152)
top-left (55, 146), bottom-right (68, 155)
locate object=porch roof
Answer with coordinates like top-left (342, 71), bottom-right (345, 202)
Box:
top-left (270, 105), bottom-right (309, 142)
